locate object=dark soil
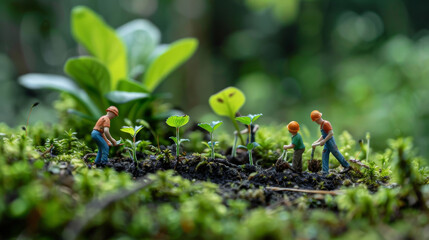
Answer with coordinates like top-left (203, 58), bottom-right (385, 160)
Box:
top-left (90, 146), bottom-right (359, 208)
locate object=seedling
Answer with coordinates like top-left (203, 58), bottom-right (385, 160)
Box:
top-left (120, 125), bottom-right (144, 167)
top-left (235, 113), bottom-right (262, 143)
top-left (235, 114), bottom-right (263, 165)
top-left (209, 87), bottom-right (246, 144)
top-left (137, 119), bottom-right (160, 153)
top-left (24, 102), bottom-right (39, 137)
top-left (166, 115), bottom-right (190, 159)
top-left (198, 121), bottom-right (223, 160)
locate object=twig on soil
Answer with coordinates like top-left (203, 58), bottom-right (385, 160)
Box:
top-left (266, 187), bottom-right (343, 196)
top-left (63, 178), bottom-right (152, 240)
top-left (349, 159), bottom-right (370, 169)
top-left (40, 144), bottom-right (54, 157)
top-left (82, 153), bottom-right (97, 162)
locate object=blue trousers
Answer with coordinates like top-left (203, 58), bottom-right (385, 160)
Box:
top-left (91, 130), bottom-right (109, 164)
top-left (322, 137), bottom-right (350, 173)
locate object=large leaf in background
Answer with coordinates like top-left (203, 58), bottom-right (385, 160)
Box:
top-left (143, 38), bottom-right (198, 92)
top-left (117, 20), bottom-right (161, 78)
top-left (117, 79), bottom-right (149, 93)
top-left (19, 74), bottom-right (101, 117)
top-left (64, 57), bottom-right (110, 109)
top-left (71, 6), bottom-right (127, 89)
top-left (209, 87), bottom-right (246, 118)
top-left (106, 91), bottom-right (149, 104)
top-left (166, 115), bottom-right (190, 128)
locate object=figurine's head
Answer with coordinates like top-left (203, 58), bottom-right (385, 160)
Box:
top-left (287, 121), bottom-right (300, 134)
top-left (106, 106), bottom-right (119, 118)
top-left (310, 110), bottom-right (322, 123)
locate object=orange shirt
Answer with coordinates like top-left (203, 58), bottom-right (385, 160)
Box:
top-left (93, 116), bottom-right (111, 133)
top-left (320, 121), bottom-right (333, 133)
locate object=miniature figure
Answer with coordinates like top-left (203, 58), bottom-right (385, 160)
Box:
top-left (282, 121), bottom-right (305, 172)
top-left (310, 110), bottom-right (351, 174)
top-left (91, 106), bottom-right (119, 167)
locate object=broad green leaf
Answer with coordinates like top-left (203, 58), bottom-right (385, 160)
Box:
top-left (117, 79), bottom-right (149, 93)
top-left (106, 91), bottom-right (149, 104)
top-left (71, 6), bottom-right (127, 89)
top-left (19, 73), bottom-right (101, 117)
top-left (166, 115), bottom-right (190, 128)
top-left (67, 109), bottom-right (97, 121)
top-left (198, 123), bottom-right (213, 133)
top-left (209, 87), bottom-right (246, 118)
top-left (120, 126), bottom-right (135, 136)
top-left (117, 20), bottom-right (160, 77)
top-left (143, 38), bottom-right (198, 92)
top-left (237, 145), bottom-right (247, 150)
top-left (235, 116), bottom-right (251, 125)
top-left (64, 56), bottom-right (110, 109)
top-left (169, 136), bottom-right (178, 144)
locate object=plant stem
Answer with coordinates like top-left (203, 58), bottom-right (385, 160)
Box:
top-left (210, 132), bottom-right (214, 160)
top-left (249, 149), bottom-right (253, 165)
top-left (25, 106), bottom-right (34, 137)
top-left (232, 118), bottom-right (245, 145)
top-left (247, 124), bottom-right (251, 143)
top-left (366, 133), bottom-right (370, 162)
top-left (176, 127), bottom-right (180, 159)
top-left (232, 134), bottom-right (238, 158)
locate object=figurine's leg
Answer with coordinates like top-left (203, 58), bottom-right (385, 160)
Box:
top-left (329, 143), bottom-right (350, 168)
top-left (91, 131), bottom-right (103, 164)
top-left (322, 145), bottom-right (330, 173)
top-left (292, 149), bottom-right (304, 172)
top-left (100, 141), bottom-right (109, 164)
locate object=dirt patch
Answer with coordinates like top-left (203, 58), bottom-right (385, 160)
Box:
top-left (93, 147), bottom-right (359, 208)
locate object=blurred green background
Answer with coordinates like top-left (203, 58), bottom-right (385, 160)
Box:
top-left (1, 0), bottom-right (429, 157)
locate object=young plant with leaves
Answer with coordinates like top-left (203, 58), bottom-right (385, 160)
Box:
top-left (19, 6), bottom-right (198, 134)
top-left (235, 114), bottom-right (263, 165)
top-left (120, 125), bottom-right (144, 166)
top-left (166, 115), bottom-right (190, 159)
top-left (198, 121), bottom-right (223, 160)
top-left (209, 87), bottom-right (246, 145)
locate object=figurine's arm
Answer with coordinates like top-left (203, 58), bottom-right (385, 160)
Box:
top-left (104, 127), bottom-right (117, 146)
top-left (320, 130), bottom-right (334, 145)
top-left (312, 135), bottom-right (324, 148)
top-left (283, 144), bottom-right (295, 150)
top-left (235, 128), bottom-right (249, 135)
top-left (253, 124), bottom-right (260, 133)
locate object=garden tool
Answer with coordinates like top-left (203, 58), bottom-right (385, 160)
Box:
top-left (310, 147), bottom-right (315, 161)
top-left (278, 150), bottom-right (288, 161)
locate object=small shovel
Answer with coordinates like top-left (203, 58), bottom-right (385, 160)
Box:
top-left (310, 147), bottom-right (315, 161)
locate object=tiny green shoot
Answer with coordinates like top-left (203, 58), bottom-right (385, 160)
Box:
top-left (120, 125), bottom-right (144, 167)
top-left (166, 115), bottom-right (190, 159)
top-left (198, 121), bottom-right (223, 160)
top-left (24, 102), bottom-right (39, 137)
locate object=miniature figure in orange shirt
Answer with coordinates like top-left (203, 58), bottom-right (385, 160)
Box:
top-left (91, 106), bottom-right (119, 166)
top-left (311, 110), bottom-right (351, 174)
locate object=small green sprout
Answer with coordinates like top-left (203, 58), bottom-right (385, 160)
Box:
top-left (166, 115), bottom-right (190, 159)
top-left (120, 125), bottom-right (144, 167)
top-left (198, 121), bottom-right (223, 160)
top-left (24, 102), bottom-right (39, 137)
top-left (209, 87), bottom-right (246, 144)
top-left (235, 113), bottom-right (263, 165)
